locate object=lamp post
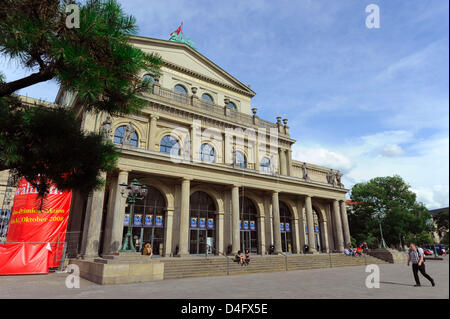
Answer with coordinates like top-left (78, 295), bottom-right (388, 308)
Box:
top-left (379, 219), bottom-right (387, 249)
top-left (376, 208), bottom-right (387, 249)
top-left (119, 178), bottom-right (148, 252)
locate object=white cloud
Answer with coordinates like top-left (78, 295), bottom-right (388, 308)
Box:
top-left (412, 185), bottom-right (449, 209)
top-left (379, 144), bottom-right (404, 157)
top-left (292, 144), bottom-right (353, 174)
top-left (293, 132), bottom-right (449, 209)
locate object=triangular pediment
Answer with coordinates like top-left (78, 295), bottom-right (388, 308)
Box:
top-left (129, 36), bottom-right (255, 97)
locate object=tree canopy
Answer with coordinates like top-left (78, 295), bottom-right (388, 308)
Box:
top-left (348, 175), bottom-right (434, 248)
top-left (0, 0), bottom-right (162, 196)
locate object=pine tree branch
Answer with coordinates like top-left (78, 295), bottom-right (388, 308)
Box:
top-left (0, 68), bottom-right (55, 97)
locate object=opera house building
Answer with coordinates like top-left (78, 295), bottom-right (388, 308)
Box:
top-left (56, 36), bottom-right (351, 260)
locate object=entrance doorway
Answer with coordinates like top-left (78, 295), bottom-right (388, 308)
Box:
top-left (304, 207), bottom-right (323, 252)
top-left (189, 191), bottom-right (216, 255)
top-left (280, 202), bottom-right (293, 253)
top-left (240, 197), bottom-right (258, 254)
top-left (123, 186), bottom-right (166, 255)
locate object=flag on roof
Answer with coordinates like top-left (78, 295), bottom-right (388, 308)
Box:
top-left (170, 23), bottom-right (182, 36)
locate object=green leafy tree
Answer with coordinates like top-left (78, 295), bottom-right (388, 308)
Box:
top-left (348, 176), bottom-right (434, 248)
top-left (0, 0), bottom-right (162, 196)
top-left (433, 210), bottom-right (449, 239)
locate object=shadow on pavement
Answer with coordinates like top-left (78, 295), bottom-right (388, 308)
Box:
top-left (380, 281), bottom-right (415, 287)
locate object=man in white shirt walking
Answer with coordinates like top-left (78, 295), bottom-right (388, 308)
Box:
top-left (407, 243), bottom-right (435, 287)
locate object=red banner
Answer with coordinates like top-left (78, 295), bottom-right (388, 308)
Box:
top-left (6, 178), bottom-right (72, 268)
top-left (0, 243), bottom-right (50, 275)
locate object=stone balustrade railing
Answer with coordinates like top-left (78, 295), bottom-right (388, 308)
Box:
top-left (144, 85), bottom-right (281, 132)
top-left (291, 160), bottom-right (345, 188)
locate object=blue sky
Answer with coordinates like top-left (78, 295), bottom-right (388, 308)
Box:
top-left (1, 0), bottom-right (448, 208)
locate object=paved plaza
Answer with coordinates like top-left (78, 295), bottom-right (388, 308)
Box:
top-left (1, 258), bottom-right (448, 299)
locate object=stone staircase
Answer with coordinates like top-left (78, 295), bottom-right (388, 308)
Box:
top-left (162, 254), bottom-right (387, 280)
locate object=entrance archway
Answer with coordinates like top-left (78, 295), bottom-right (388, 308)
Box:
top-left (240, 197), bottom-right (258, 254)
top-left (280, 202), bottom-right (293, 253)
top-left (124, 186), bottom-right (166, 255)
top-left (304, 207), bottom-right (324, 252)
top-left (189, 191), bottom-right (217, 255)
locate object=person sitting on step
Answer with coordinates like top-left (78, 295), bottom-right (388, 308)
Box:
top-left (244, 249), bottom-right (251, 266)
top-left (142, 243), bottom-right (153, 258)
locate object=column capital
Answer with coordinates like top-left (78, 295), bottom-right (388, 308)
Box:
top-left (150, 114), bottom-right (160, 120)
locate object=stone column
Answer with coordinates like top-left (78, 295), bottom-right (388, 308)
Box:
top-left (272, 191), bottom-right (282, 254)
top-left (80, 172), bottom-right (106, 258)
top-left (231, 185), bottom-right (241, 254)
top-left (286, 149), bottom-right (292, 176)
top-left (292, 217), bottom-right (300, 254)
top-left (320, 220), bottom-right (330, 253)
top-left (297, 199), bottom-right (306, 254)
top-left (257, 215), bottom-right (266, 255)
top-left (305, 196), bottom-right (317, 253)
top-left (333, 200), bottom-right (345, 252)
top-left (148, 114), bottom-right (159, 151)
top-left (178, 178), bottom-right (191, 256)
top-left (264, 196), bottom-right (273, 250)
top-left (103, 170), bottom-right (129, 255)
top-left (279, 148), bottom-right (287, 175)
top-left (224, 132), bottom-right (232, 164)
top-left (217, 211), bottom-right (224, 254)
top-left (164, 208), bottom-right (174, 256)
top-left (254, 140), bottom-right (260, 171)
top-left (340, 200), bottom-right (351, 247)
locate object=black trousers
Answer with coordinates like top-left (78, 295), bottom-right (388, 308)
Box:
top-left (412, 263), bottom-right (434, 285)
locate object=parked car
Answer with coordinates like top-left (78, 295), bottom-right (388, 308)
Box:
top-left (423, 249), bottom-right (434, 256)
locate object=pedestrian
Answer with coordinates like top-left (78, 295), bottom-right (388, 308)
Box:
top-left (407, 243), bottom-right (435, 287)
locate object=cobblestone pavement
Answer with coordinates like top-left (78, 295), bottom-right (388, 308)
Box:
top-left (0, 257), bottom-right (448, 299)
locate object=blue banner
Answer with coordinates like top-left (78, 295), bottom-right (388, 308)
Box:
top-left (134, 214), bottom-right (142, 226)
top-left (199, 218), bottom-right (206, 229)
top-left (144, 215), bottom-right (152, 226)
top-left (155, 215), bottom-right (163, 227)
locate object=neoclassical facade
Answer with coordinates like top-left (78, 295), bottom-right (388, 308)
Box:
top-left (58, 36), bottom-right (351, 258)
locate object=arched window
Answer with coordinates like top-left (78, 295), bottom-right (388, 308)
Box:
top-left (201, 93), bottom-right (214, 103)
top-left (160, 135), bottom-right (180, 155)
top-left (143, 74), bottom-right (155, 85)
top-left (174, 84), bottom-right (188, 95)
top-left (200, 143), bottom-right (216, 163)
top-left (113, 125), bottom-right (138, 147)
top-left (228, 101), bottom-right (237, 110)
top-left (260, 157), bottom-right (271, 173)
top-left (235, 151), bottom-right (247, 168)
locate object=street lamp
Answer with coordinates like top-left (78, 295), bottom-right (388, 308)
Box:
top-left (119, 178), bottom-right (148, 252)
top-left (378, 218), bottom-right (387, 249)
